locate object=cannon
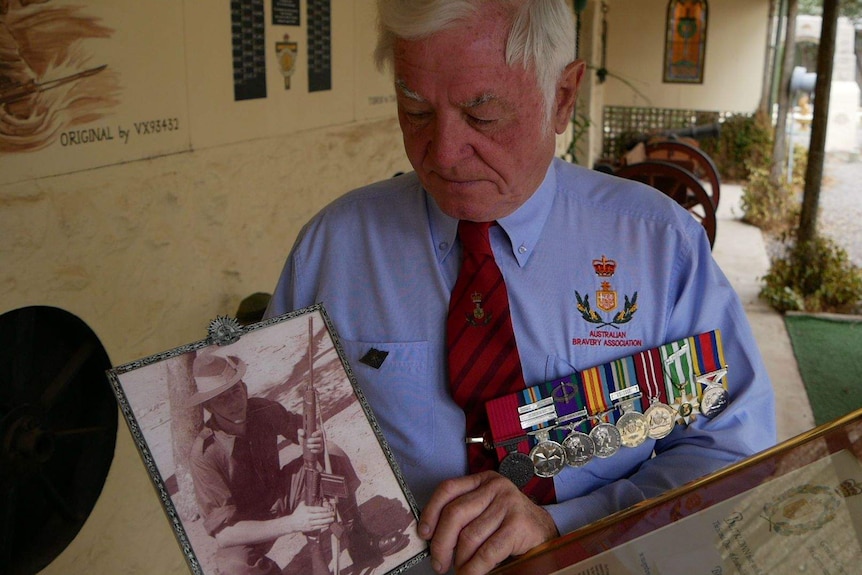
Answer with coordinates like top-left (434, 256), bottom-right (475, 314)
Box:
top-left (593, 122), bottom-right (721, 249)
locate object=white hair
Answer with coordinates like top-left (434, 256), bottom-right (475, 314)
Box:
top-left (374, 0), bottom-right (576, 126)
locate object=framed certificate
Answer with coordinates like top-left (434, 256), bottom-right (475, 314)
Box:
top-left (108, 304), bottom-right (428, 575)
top-left (492, 408), bottom-right (862, 575)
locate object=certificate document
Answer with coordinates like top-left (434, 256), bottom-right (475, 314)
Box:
top-left (554, 449), bottom-right (862, 575)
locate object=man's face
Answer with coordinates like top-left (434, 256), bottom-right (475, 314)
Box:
top-left (393, 6), bottom-right (562, 222)
top-left (205, 381), bottom-right (248, 425)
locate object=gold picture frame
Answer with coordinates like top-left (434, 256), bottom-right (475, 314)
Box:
top-left (493, 408), bottom-right (862, 574)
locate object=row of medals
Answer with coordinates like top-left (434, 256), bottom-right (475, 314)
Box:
top-left (496, 378), bottom-right (729, 487)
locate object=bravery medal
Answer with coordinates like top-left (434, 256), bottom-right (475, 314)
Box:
top-left (529, 428), bottom-right (566, 478)
top-left (697, 369), bottom-right (729, 418)
top-left (589, 420), bottom-right (622, 458)
top-left (700, 384), bottom-right (729, 418)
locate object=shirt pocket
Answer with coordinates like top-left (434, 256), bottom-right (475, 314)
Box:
top-left (341, 339), bottom-right (433, 467)
top-left (545, 355), bottom-right (577, 381)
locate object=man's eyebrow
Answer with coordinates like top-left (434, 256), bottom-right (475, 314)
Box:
top-left (395, 79), bottom-right (425, 102)
top-left (461, 93), bottom-right (496, 108)
top-left (395, 80), bottom-right (497, 109)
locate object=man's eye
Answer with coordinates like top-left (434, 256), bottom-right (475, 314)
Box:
top-left (404, 110), bottom-right (431, 120)
top-left (467, 115), bottom-right (495, 127)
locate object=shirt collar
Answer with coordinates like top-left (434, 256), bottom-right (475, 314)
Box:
top-left (428, 161), bottom-right (557, 268)
top-left (204, 416), bottom-right (238, 454)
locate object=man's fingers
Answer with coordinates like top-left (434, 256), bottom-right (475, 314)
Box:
top-left (456, 522), bottom-right (517, 575)
top-left (419, 472), bottom-right (488, 539)
top-left (423, 472), bottom-right (561, 574)
top-left (308, 505), bottom-right (335, 529)
top-left (451, 497), bottom-right (507, 570)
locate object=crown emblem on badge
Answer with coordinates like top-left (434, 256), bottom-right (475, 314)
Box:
top-left (467, 292), bottom-right (492, 326)
top-left (592, 256), bottom-right (617, 277)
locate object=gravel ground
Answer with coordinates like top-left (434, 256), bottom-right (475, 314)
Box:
top-left (819, 154), bottom-right (862, 269)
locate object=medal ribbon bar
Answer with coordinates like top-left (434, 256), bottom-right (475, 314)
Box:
top-left (608, 355), bottom-right (644, 415)
top-left (579, 365), bottom-right (613, 424)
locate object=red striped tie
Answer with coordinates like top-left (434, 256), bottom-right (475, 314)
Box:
top-left (447, 220), bottom-right (555, 504)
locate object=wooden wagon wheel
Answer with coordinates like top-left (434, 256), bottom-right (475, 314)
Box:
top-left (645, 140), bottom-right (721, 209)
top-left (0, 306), bottom-right (116, 575)
top-left (615, 160), bottom-right (717, 249)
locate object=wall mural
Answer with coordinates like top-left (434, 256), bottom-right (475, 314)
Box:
top-left (0, 0), bottom-right (395, 187)
top-left (0, 0), bottom-right (120, 153)
top-left (0, 0), bottom-right (190, 185)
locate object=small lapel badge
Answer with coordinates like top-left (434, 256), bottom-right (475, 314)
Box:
top-left (467, 292), bottom-right (492, 326)
top-left (360, 347), bottom-right (389, 369)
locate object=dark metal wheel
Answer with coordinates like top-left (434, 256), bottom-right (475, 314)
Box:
top-left (645, 140), bottom-right (721, 209)
top-left (616, 160), bottom-right (717, 249)
top-left (0, 306), bottom-right (117, 575)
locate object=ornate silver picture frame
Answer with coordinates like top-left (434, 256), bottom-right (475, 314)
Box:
top-left (108, 304), bottom-right (428, 575)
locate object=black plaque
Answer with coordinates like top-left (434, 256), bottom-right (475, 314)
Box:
top-left (307, 0), bottom-right (332, 92)
top-left (272, 0), bottom-right (300, 26)
top-left (231, 0), bottom-right (267, 101)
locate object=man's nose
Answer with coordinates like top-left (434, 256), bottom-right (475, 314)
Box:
top-left (427, 115), bottom-right (472, 169)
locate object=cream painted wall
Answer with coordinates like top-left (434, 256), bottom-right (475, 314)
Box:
top-left (1, 115), bottom-right (410, 575)
top-left (1, 2), bottom-right (411, 572)
top-left (603, 0), bottom-right (769, 112)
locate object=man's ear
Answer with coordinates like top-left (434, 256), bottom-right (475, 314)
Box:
top-left (554, 60), bottom-right (586, 135)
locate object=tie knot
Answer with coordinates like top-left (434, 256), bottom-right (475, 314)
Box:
top-left (458, 220), bottom-right (494, 256)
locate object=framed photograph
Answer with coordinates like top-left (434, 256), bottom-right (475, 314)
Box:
top-left (108, 304), bottom-right (428, 575)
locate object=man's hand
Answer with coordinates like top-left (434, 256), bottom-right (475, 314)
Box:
top-left (298, 428), bottom-right (325, 455)
top-left (418, 471), bottom-right (559, 575)
top-left (288, 500), bottom-right (335, 533)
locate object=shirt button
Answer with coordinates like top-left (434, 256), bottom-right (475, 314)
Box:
top-left (439, 241), bottom-right (449, 251)
top-left (518, 244), bottom-right (528, 254)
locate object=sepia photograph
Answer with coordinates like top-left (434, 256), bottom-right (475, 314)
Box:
top-left (109, 305), bottom-right (427, 575)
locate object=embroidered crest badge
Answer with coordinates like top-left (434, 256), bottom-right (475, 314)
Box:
top-left (574, 255), bottom-right (638, 329)
top-left (466, 292), bottom-right (492, 326)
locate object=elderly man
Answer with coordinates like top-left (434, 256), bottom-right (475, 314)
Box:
top-left (265, 1), bottom-right (776, 574)
top-left (187, 352), bottom-right (407, 575)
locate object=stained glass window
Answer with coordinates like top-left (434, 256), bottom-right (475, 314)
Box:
top-left (663, 0), bottom-right (708, 84)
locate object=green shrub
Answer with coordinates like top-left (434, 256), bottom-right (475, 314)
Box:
top-left (739, 164), bottom-right (799, 234)
top-left (760, 235), bottom-right (862, 313)
top-left (701, 113), bottom-right (773, 182)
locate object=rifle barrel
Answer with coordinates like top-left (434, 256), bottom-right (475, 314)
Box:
top-left (1, 65), bottom-right (107, 106)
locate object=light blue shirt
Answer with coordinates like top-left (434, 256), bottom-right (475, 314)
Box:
top-left (266, 158), bottom-right (776, 568)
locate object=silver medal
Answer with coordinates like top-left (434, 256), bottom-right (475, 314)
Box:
top-left (562, 430), bottom-right (595, 467)
top-left (616, 411), bottom-right (649, 448)
top-left (644, 402), bottom-right (676, 439)
top-left (590, 422), bottom-right (622, 458)
top-left (700, 385), bottom-right (729, 418)
top-left (529, 440), bottom-right (566, 477)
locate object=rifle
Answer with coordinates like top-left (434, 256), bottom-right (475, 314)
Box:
top-left (1, 65), bottom-right (107, 107)
top-left (303, 316), bottom-right (347, 574)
